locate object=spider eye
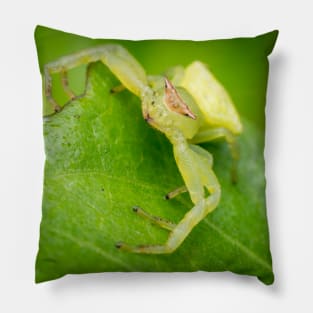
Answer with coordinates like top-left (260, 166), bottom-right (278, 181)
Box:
top-left (164, 77), bottom-right (196, 120)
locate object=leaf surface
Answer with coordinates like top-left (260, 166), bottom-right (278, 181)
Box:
top-left (36, 63), bottom-right (273, 284)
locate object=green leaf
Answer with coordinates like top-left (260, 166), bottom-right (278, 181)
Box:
top-left (36, 62), bottom-right (273, 284)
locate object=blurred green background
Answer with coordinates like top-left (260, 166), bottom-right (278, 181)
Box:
top-left (35, 25), bottom-right (278, 130)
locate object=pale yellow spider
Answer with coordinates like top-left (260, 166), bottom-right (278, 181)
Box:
top-left (43, 44), bottom-right (242, 254)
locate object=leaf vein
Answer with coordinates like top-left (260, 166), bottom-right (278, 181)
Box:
top-left (203, 219), bottom-right (272, 271)
top-left (49, 227), bottom-right (134, 271)
top-left (175, 198), bottom-right (271, 271)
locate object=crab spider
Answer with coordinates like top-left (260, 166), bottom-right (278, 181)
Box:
top-left (43, 44), bottom-right (242, 254)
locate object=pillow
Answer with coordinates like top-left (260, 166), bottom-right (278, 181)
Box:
top-left (35, 25), bottom-right (278, 284)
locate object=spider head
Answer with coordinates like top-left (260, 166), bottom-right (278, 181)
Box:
top-left (142, 77), bottom-right (200, 140)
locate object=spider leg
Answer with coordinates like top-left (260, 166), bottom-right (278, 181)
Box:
top-left (116, 186), bottom-right (220, 254)
top-left (110, 84), bottom-right (126, 94)
top-left (164, 185), bottom-right (187, 200)
top-left (132, 206), bottom-right (176, 231)
top-left (190, 127), bottom-right (239, 183)
top-left (116, 143), bottom-right (221, 254)
top-left (44, 67), bottom-right (61, 113)
top-left (44, 64), bottom-right (93, 115)
top-left (60, 68), bottom-right (76, 100)
top-left (43, 44), bottom-right (148, 113)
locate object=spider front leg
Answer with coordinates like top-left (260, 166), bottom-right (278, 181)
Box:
top-left (190, 127), bottom-right (239, 183)
top-left (44, 64), bottom-right (92, 114)
top-left (115, 207), bottom-right (177, 253)
top-left (60, 68), bottom-right (76, 100)
top-left (132, 206), bottom-right (176, 231)
top-left (165, 185), bottom-right (187, 200)
top-left (110, 84), bottom-right (126, 94)
top-left (116, 142), bottom-right (221, 254)
top-left (43, 44), bottom-right (148, 113)
top-left (116, 185), bottom-right (220, 254)
top-left (44, 67), bottom-right (62, 113)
